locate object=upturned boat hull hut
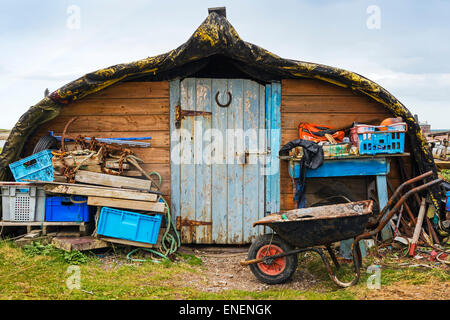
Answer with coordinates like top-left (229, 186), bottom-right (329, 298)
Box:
top-left (0, 8), bottom-right (441, 244)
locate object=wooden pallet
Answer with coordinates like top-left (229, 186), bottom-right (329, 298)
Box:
top-left (0, 221), bottom-right (91, 235)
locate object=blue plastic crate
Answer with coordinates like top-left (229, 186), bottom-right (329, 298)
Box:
top-left (97, 207), bottom-right (163, 244)
top-left (45, 196), bottom-right (92, 222)
top-left (9, 149), bottom-right (54, 182)
top-left (358, 124), bottom-right (406, 155)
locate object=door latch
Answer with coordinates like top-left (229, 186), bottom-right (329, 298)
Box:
top-left (241, 148), bottom-right (271, 164)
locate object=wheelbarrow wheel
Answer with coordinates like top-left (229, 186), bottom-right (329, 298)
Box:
top-left (248, 234), bottom-right (298, 284)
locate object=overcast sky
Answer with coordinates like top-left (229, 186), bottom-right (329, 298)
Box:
top-left (0, 0), bottom-right (449, 129)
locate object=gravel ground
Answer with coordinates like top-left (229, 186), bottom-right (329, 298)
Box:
top-left (179, 246), bottom-right (320, 293)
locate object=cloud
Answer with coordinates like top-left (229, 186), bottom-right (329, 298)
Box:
top-left (12, 71), bottom-right (84, 82)
top-left (0, 0), bottom-right (449, 130)
top-left (0, 65), bottom-right (9, 75)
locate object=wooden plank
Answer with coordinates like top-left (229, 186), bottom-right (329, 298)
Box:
top-left (179, 78), bottom-right (196, 244)
top-left (266, 83), bottom-right (282, 215)
top-left (60, 98), bottom-right (169, 116)
top-left (301, 159), bottom-right (389, 178)
top-left (131, 148), bottom-right (170, 164)
top-left (44, 184), bottom-right (158, 201)
top-left (134, 163), bottom-right (170, 176)
top-left (194, 78), bottom-right (212, 244)
top-left (99, 236), bottom-right (155, 248)
top-left (169, 79), bottom-right (181, 229)
top-left (265, 83), bottom-right (273, 216)
top-left (281, 113), bottom-right (391, 129)
top-left (282, 79), bottom-right (356, 96)
top-left (87, 196), bottom-right (166, 213)
top-left (0, 221), bottom-right (87, 226)
top-left (75, 171), bottom-right (153, 190)
top-left (211, 79), bottom-right (228, 244)
top-left (377, 175), bottom-right (393, 240)
top-left (227, 79), bottom-right (244, 244)
top-left (87, 81), bottom-right (169, 99)
top-left (41, 115), bottom-right (169, 132)
top-left (281, 96), bottom-right (384, 114)
top-left (258, 82), bottom-right (267, 234)
top-left (243, 80), bottom-right (263, 243)
top-left (52, 236), bottom-right (110, 252)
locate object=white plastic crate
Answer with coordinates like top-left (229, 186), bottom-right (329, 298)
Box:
top-left (1, 185), bottom-right (46, 222)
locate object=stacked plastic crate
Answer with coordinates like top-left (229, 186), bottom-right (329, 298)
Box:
top-left (3, 149), bottom-right (92, 223)
top-left (3, 149), bottom-right (163, 245)
top-left (350, 123), bottom-right (407, 155)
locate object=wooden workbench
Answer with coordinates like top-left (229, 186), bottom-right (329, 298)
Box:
top-left (281, 152), bottom-right (410, 257)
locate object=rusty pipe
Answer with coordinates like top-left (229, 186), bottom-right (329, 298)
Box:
top-left (374, 170), bottom-right (433, 225)
top-left (356, 178), bottom-right (442, 244)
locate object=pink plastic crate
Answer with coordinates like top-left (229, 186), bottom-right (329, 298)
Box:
top-left (350, 125), bottom-right (376, 145)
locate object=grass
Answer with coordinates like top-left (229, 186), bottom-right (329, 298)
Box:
top-left (440, 169), bottom-right (450, 182)
top-left (0, 240), bottom-right (448, 300)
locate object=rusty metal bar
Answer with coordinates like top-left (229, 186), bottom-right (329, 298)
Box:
top-left (355, 178), bottom-right (442, 244)
top-left (374, 170), bottom-right (433, 225)
top-left (325, 245), bottom-right (340, 270)
top-left (176, 216), bottom-right (212, 230)
top-left (61, 117), bottom-right (78, 152)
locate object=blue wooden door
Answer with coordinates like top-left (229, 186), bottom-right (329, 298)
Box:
top-left (170, 78), bottom-right (273, 244)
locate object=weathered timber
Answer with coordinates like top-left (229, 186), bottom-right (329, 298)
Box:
top-left (75, 171), bottom-right (152, 190)
top-left (87, 196), bottom-right (165, 213)
top-left (44, 184), bottom-right (158, 201)
top-left (99, 236), bottom-right (155, 248)
top-left (52, 236), bottom-right (110, 252)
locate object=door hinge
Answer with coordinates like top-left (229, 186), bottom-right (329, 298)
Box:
top-left (176, 216), bottom-right (212, 230)
top-left (175, 105), bottom-right (212, 129)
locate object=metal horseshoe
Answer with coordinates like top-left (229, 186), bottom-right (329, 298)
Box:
top-left (215, 91), bottom-right (232, 108)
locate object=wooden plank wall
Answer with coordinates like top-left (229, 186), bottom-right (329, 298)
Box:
top-left (23, 78), bottom-right (412, 215)
top-left (280, 79), bottom-right (408, 211)
top-left (27, 82), bottom-right (171, 200)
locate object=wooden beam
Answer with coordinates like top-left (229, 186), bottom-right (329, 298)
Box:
top-left (44, 184), bottom-right (157, 202)
top-left (87, 196), bottom-right (165, 213)
top-left (52, 236), bottom-right (110, 252)
top-left (0, 221), bottom-right (87, 226)
top-left (99, 236), bottom-right (155, 248)
top-left (75, 171), bottom-right (152, 190)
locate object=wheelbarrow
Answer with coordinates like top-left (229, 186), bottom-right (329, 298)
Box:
top-left (240, 171), bottom-right (442, 287)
